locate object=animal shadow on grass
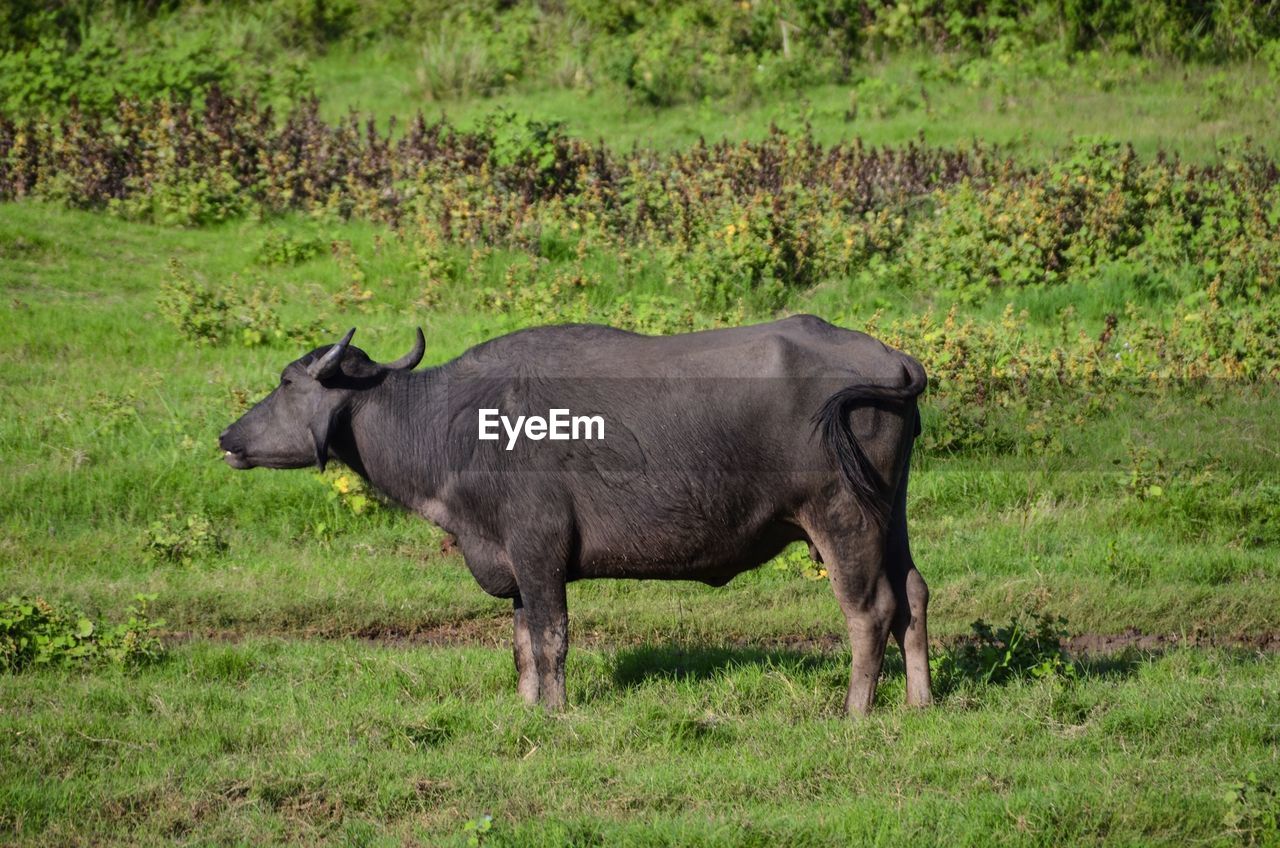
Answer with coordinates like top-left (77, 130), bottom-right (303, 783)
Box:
top-left (610, 643), bottom-right (838, 690)
top-left (607, 639), bottom-right (1153, 707)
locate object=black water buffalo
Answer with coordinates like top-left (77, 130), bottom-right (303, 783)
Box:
top-left (219, 315), bottom-right (931, 714)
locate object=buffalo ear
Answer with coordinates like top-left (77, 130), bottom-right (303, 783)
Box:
top-left (310, 410), bottom-right (335, 472)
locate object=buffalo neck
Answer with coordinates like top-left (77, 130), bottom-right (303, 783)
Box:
top-left (333, 366), bottom-right (450, 508)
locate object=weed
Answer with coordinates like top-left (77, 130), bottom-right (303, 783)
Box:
top-left (0, 594), bottom-right (165, 671)
top-left (416, 31), bottom-right (507, 102)
top-left (157, 259), bottom-right (232, 345)
top-left (1122, 441), bottom-right (1168, 500)
top-left (846, 76), bottom-right (920, 120)
top-left (933, 611), bottom-right (1078, 687)
top-left (144, 512), bottom-right (227, 566)
top-left (475, 255), bottom-right (595, 325)
top-left (319, 467), bottom-right (384, 517)
top-left (1222, 772), bottom-right (1279, 846)
top-left (329, 240), bottom-right (374, 311)
top-left (770, 543), bottom-right (827, 581)
top-left (158, 259), bottom-right (327, 347)
top-left (254, 229), bottom-right (327, 267)
top-left (462, 813), bottom-right (493, 846)
top-left (88, 390), bottom-right (141, 433)
top-left (608, 293), bottom-right (699, 336)
top-left (1104, 539), bottom-right (1150, 586)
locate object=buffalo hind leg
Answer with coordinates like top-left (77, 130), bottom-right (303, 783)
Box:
top-left (887, 458), bottom-right (932, 707)
top-left (818, 525), bottom-right (895, 716)
top-left (512, 597), bottom-right (539, 705)
top-left (514, 569), bottom-right (569, 711)
top-left (889, 564), bottom-right (932, 707)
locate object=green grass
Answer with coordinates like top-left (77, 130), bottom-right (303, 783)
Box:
top-left (3, 640), bottom-right (1277, 845)
top-left (310, 48), bottom-right (1280, 160)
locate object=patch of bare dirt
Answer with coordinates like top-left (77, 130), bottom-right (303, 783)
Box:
top-left (350, 617), bottom-right (509, 647)
top-left (1063, 628), bottom-right (1280, 655)
top-left (162, 622), bottom-right (1280, 655)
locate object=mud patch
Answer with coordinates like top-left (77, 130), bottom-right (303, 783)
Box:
top-left (163, 617), bottom-right (511, 649)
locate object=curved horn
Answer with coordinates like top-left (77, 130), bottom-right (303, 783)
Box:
top-left (307, 327), bottom-right (356, 380)
top-left (381, 327), bottom-right (425, 371)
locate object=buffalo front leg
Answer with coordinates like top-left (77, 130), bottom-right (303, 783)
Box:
top-left (515, 571), bottom-right (569, 711)
top-left (512, 597), bottom-right (539, 705)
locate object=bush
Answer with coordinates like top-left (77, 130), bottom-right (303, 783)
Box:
top-left (416, 30), bottom-right (508, 102)
top-left (674, 191), bottom-right (841, 315)
top-left (0, 594), bottom-right (166, 672)
top-left (0, 28), bottom-right (250, 117)
top-left (866, 293), bottom-right (1280, 456)
top-left (7, 98), bottom-right (1275, 316)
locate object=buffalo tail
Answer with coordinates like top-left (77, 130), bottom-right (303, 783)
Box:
top-left (811, 356), bottom-right (927, 527)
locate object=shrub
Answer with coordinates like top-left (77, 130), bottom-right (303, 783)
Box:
top-left (604, 9), bottom-right (755, 106)
top-left (476, 255), bottom-right (594, 326)
top-left (7, 97), bottom-right (1275, 315)
top-left (608, 293), bottom-right (701, 336)
top-left (416, 30), bottom-right (510, 102)
top-left (273, 0), bottom-right (359, 49)
top-left (674, 190), bottom-right (843, 315)
top-left (846, 76), bottom-right (920, 120)
top-left (864, 293), bottom-right (1280, 457)
top-left (481, 112), bottom-right (578, 198)
top-left (4, 96), bottom-right (1280, 465)
top-left (157, 260), bottom-right (233, 345)
top-left (0, 28), bottom-right (252, 117)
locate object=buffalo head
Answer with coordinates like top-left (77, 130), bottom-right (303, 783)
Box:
top-left (219, 327), bottom-right (424, 471)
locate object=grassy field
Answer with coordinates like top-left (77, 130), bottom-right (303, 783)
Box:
top-left (310, 49), bottom-right (1280, 160)
top-left (3, 24), bottom-right (1280, 844)
top-left (4, 201), bottom-right (1278, 644)
top-left (4, 641), bottom-right (1278, 846)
